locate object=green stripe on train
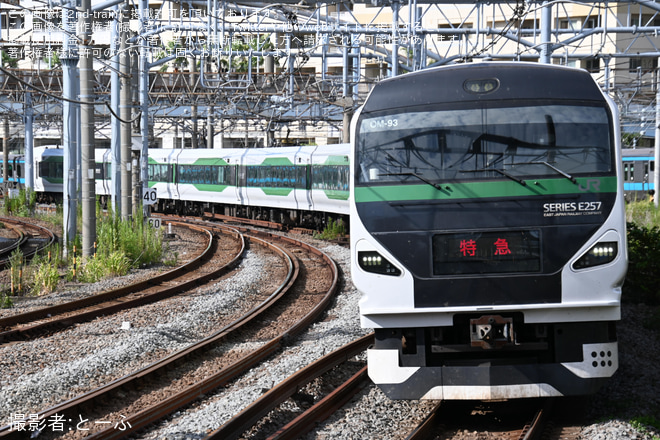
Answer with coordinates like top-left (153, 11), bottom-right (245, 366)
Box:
top-left (322, 156), bottom-right (350, 166)
top-left (147, 158), bottom-right (231, 166)
top-left (259, 158), bottom-right (295, 166)
top-left (191, 184), bottom-right (231, 192)
top-left (323, 190), bottom-right (349, 200)
top-left (191, 158), bottom-right (230, 166)
top-left (258, 188), bottom-right (294, 196)
top-left (354, 176), bottom-right (618, 203)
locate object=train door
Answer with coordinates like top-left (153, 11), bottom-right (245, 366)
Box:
top-left (635, 160), bottom-right (649, 191)
top-left (11, 156), bottom-right (21, 186)
top-left (650, 160), bottom-right (656, 192)
top-left (237, 164), bottom-right (247, 206)
top-left (171, 150), bottom-right (182, 201)
top-left (296, 148), bottom-right (313, 212)
top-left (643, 159), bottom-right (655, 193)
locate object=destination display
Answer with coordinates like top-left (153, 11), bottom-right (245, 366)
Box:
top-left (432, 230), bottom-right (541, 275)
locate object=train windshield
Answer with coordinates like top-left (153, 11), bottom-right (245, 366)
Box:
top-left (356, 104), bottom-right (613, 185)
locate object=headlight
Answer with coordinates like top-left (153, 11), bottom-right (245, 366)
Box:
top-left (357, 251), bottom-right (401, 276)
top-left (572, 242), bottom-right (618, 270)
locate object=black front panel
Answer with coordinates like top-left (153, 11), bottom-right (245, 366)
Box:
top-left (359, 194), bottom-right (614, 308)
top-left (414, 273), bottom-right (562, 307)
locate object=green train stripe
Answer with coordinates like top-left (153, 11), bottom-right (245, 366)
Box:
top-left (260, 188), bottom-right (294, 196)
top-left (323, 190), bottom-right (349, 200)
top-left (354, 176), bottom-right (618, 203)
top-left (192, 158), bottom-right (230, 166)
top-left (321, 156), bottom-right (350, 166)
top-left (42, 177), bottom-right (64, 184)
top-left (259, 158), bottom-right (295, 166)
top-left (192, 184), bottom-right (231, 192)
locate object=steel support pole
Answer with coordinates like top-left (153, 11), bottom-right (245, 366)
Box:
top-left (139, 0), bottom-right (149, 218)
top-left (110, 4), bottom-right (121, 212)
top-left (62, 1), bottom-right (79, 253)
top-left (540, 1), bottom-right (552, 64)
top-left (207, 107), bottom-right (214, 149)
top-left (3, 117), bottom-right (8, 186)
top-left (391, 1), bottom-right (399, 77)
top-left (24, 92), bottom-right (33, 190)
top-left (120, 3), bottom-right (133, 219)
top-left (79, 0), bottom-right (96, 257)
top-left (655, 59), bottom-right (660, 208)
top-left (191, 58), bottom-right (198, 149)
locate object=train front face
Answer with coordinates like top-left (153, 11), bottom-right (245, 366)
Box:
top-left (350, 63), bottom-right (627, 400)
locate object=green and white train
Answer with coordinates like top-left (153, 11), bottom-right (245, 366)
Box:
top-left (34, 144), bottom-right (350, 229)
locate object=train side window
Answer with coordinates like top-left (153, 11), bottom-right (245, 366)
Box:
top-left (312, 165), bottom-right (350, 191)
top-left (149, 164), bottom-right (171, 182)
top-left (652, 161), bottom-right (655, 172)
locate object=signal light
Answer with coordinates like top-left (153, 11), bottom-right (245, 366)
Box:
top-left (358, 251), bottom-right (401, 276)
top-left (573, 242), bottom-right (618, 270)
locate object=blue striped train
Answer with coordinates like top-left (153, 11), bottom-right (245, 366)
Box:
top-left (621, 147), bottom-right (655, 201)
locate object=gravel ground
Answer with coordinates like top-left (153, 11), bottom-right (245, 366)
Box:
top-left (1, 231), bottom-right (659, 439)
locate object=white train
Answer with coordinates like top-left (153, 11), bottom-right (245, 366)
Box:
top-left (350, 62), bottom-right (628, 400)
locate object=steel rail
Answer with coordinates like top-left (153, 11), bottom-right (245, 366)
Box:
top-left (404, 399), bottom-right (552, 440)
top-left (85, 230), bottom-right (340, 440)
top-left (79, 233), bottom-right (301, 440)
top-left (0, 231), bottom-right (296, 440)
top-left (0, 221), bottom-right (241, 343)
top-left (207, 334), bottom-right (373, 440)
top-left (519, 400), bottom-right (553, 440)
top-left (0, 224), bottom-right (25, 262)
top-left (267, 365), bottom-right (370, 440)
top-left (404, 401), bottom-right (445, 440)
top-left (0, 217), bottom-right (56, 268)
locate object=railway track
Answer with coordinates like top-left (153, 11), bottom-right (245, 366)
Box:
top-left (405, 399), bottom-right (555, 440)
top-left (0, 221), bottom-right (243, 344)
top-left (0, 221), bottom-right (340, 439)
top-left (209, 333), bottom-right (373, 440)
top-left (0, 217), bottom-right (57, 269)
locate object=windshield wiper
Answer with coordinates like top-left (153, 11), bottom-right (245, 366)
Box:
top-left (379, 172), bottom-right (448, 190)
top-left (459, 168), bottom-right (527, 186)
top-left (528, 161), bottom-right (576, 183)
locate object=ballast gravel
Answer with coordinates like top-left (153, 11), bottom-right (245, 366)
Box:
top-left (1, 235), bottom-right (659, 440)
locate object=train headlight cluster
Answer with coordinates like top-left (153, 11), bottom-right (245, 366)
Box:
top-left (573, 242), bottom-right (618, 270)
top-left (358, 251), bottom-right (402, 276)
